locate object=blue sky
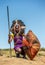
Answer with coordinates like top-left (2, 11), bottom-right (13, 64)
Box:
top-left (0, 0), bottom-right (45, 49)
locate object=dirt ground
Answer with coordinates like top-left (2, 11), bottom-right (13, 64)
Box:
top-left (0, 51), bottom-right (45, 65)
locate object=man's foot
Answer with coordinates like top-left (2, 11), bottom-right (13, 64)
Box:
top-left (23, 55), bottom-right (27, 59)
top-left (16, 53), bottom-right (20, 58)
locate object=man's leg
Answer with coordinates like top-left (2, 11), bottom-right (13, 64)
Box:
top-left (15, 47), bottom-right (22, 57)
top-left (21, 47), bottom-right (26, 59)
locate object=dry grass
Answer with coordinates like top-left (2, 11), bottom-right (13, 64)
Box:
top-left (0, 48), bottom-right (45, 56)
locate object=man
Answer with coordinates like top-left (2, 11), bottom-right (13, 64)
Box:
top-left (8, 19), bottom-right (26, 58)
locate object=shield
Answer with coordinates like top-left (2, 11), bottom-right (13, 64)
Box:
top-left (23, 30), bottom-right (40, 60)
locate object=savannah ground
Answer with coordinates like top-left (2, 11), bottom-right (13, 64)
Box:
top-left (0, 48), bottom-right (45, 65)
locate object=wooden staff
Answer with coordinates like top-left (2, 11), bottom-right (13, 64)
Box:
top-left (7, 6), bottom-right (12, 57)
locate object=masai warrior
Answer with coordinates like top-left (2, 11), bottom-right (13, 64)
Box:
top-left (8, 19), bottom-right (40, 60)
top-left (8, 20), bottom-right (26, 58)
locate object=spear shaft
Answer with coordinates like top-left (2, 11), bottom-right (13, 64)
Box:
top-left (7, 6), bottom-right (12, 57)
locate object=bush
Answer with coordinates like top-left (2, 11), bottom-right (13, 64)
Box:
top-left (40, 48), bottom-right (45, 51)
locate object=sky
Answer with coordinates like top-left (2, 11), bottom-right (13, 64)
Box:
top-left (0, 0), bottom-right (45, 49)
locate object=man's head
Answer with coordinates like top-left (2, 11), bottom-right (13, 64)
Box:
top-left (10, 19), bottom-right (26, 34)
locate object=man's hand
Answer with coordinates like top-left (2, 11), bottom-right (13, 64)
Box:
top-left (8, 34), bottom-right (13, 44)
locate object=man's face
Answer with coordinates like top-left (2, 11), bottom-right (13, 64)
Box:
top-left (14, 24), bottom-right (20, 33)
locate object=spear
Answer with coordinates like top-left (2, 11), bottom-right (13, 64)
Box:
top-left (7, 6), bottom-right (12, 57)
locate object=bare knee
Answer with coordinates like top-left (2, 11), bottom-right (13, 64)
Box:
top-left (16, 48), bottom-right (21, 53)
